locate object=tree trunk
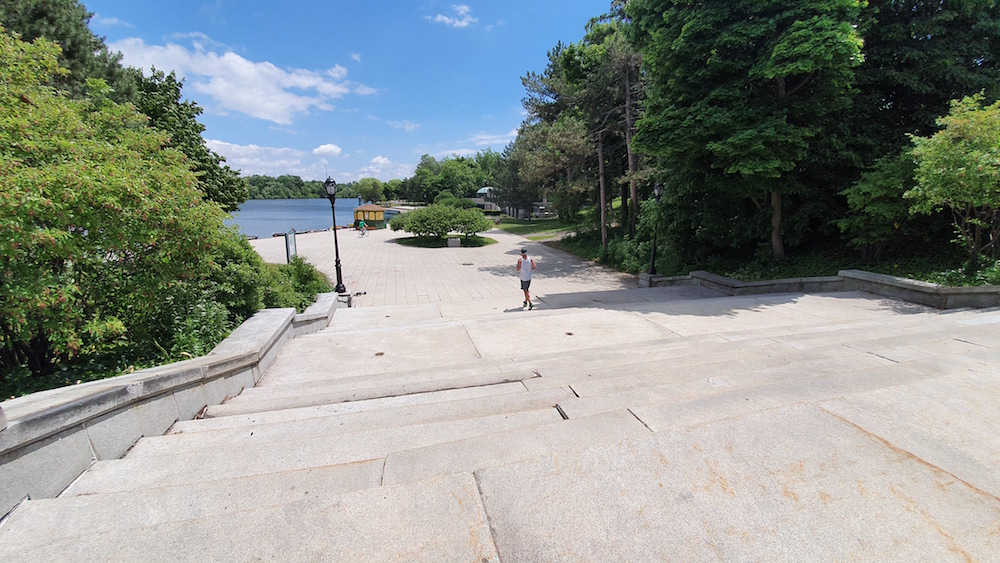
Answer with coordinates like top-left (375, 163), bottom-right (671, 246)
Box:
top-left (598, 133), bottom-right (608, 261)
top-left (620, 184), bottom-right (629, 228)
top-left (770, 76), bottom-right (788, 260)
top-left (771, 190), bottom-right (786, 260)
top-left (625, 72), bottom-right (638, 238)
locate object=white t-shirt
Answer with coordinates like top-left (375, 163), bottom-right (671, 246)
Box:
top-left (518, 254), bottom-right (534, 281)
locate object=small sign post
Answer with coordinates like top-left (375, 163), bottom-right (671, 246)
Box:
top-left (285, 229), bottom-right (297, 263)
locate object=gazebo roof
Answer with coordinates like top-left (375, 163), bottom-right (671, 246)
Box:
top-left (354, 204), bottom-right (387, 212)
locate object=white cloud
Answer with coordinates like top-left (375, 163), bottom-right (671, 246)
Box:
top-left (109, 36), bottom-right (375, 124)
top-left (207, 140), bottom-right (413, 182)
top-left (468, 128), bottom-right (518, 146)
top-left (313, 144), bottom-right (343, 157)
top-left (426, 5), bottom-right (478, 29)
top-left (326, 65), bottom-right (348, 81)
top-left (358, 156), bottom-right (415, 180)
top-left (351, 52), bottom-right (362, 63)
top-left (387, 119), bottom-right (420, 133)
top-left (485, 19), bottom-right (506, 32)
top-left (92, 14), bottom-right (132, 27)
top-left (207, 139), bottom-right (318, 177)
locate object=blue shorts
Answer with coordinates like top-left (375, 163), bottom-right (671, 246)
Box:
top-left (520, 279), bottom-right (531, 290)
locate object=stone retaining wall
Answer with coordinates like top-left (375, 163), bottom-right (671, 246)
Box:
top-left (639, 269), bottom-right (1000, 309)
top-left (0, 293), bottom-right (343, 518)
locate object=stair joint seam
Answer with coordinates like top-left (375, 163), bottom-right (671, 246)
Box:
top-left (627, 408), bottom-right (654, 433)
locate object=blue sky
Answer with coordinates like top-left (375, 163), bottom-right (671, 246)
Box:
top-left (83, 1), bottom-right (612, 183)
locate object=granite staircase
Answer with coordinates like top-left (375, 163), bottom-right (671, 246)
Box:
top-left (1, 290), bottom-right (999, 561)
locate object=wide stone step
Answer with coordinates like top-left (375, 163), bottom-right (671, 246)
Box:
top-left (526, 318), bottom-right (994, 393)
top-left (702, 304), bottom-right (988, 344)
top-left (133, 387), bottom-right (574, 458)
top-left (66, 408), bottom-right (563, 495)
top-left (471, 404), bottom-right (1000, 561)
top-left (565, 345), bottom-right (893, 398)
top-left (566, 351), bottom-right (994, 427)
top-left (0, 473), bottom-right (499, 562)
top-left (521, 337), bottom-right (880, 392)
top-left (0, 460), bottom-right (383, 551)
top-left (512, 314), bottom-right (964, 380)
top-left (382, 409), bottom-right (651, 486)
top-left (188, 381), bottom-right (528, 429)
top-left (233, 362), bottom-right (531, 401)
top-left (207, 370), bottom-right (539, 417)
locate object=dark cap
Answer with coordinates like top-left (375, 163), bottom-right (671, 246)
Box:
top-left (520, 249), bottom-right (527, 254)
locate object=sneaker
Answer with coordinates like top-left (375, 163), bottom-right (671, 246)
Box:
top-left (523, 301), bottom-right (527, 307)
top-left (529, 302), bottom-right (534, 310)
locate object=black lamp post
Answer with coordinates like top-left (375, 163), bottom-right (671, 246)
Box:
top-left (324, 176), bottom-right (347, 294)
top-left (648, 183), bottom-right (664, 275)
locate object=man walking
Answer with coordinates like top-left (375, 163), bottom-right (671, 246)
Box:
top-left (517, 248), bottom-right (537, 309)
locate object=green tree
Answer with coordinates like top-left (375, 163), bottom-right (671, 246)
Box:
top-left (384, 179), bottom-right (403, 200)
top-left (838, 153), bottom-right (919, 261)
top-left (473, 149), bottom-right (503, 188)
top-left (133, 69), bottom-right (248, 212)
top-left (437, 157), bottom-right (478, 198)
top-left (494, 141), bottom-right (540, 220)
top-left (0, 30), bottom-right (232, 380)
top-left (836, 1), bottom-right (1000, 259)
top-left (628, 0), bottom-right (865, 260)
top-left (354, 177), bottom-right (384, 203)
top-left (516, 115), bottom-right (591, 222)
top-left (558, 17), bottom-right (648, 254)
top-left (0, 0), bottom-right (137, 101)
top-left (851, 0), bottom-right (1000, 166)
top-left (907, 94), bottom-right (1000, 262)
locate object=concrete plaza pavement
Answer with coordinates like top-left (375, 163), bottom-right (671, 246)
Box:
top-left (250, 226), bottom-right (637, 307)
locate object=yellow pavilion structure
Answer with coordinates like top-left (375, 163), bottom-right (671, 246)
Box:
top-left (353, 203), bottom-right (387, 229)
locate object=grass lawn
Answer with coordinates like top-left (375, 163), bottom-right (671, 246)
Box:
top-left (494, 217), bottom-right (571, 241)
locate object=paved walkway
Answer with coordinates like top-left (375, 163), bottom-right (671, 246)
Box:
top-left (250, 227), bottom-right (637, 307)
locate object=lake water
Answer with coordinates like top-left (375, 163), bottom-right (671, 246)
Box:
top-left (227, 198), bottom-right (364, 239)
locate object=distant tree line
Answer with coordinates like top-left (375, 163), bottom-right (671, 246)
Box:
top-left (246, 149), bottom-right (505, 205)
top-left (246, 175), bottom-right (327, 199)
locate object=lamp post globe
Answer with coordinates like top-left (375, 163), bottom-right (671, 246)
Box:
top-left (324, 176), bottom-right (347, 294)
top-left (648, 183), bottom-right (664, 276)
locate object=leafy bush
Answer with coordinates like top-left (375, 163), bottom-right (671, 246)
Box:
top-left (455, 208), bottom-right (495, 238)
top-left (208, 229), bottom-right (266, 324)
top-left (169, 297), bottom-right (231, 359)
top-left (261, 257), bottom-right (332, 312)
top-left (389, 205), bottom-right (493, 239)
top-left (392, 205), bottom-right (456, 238)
